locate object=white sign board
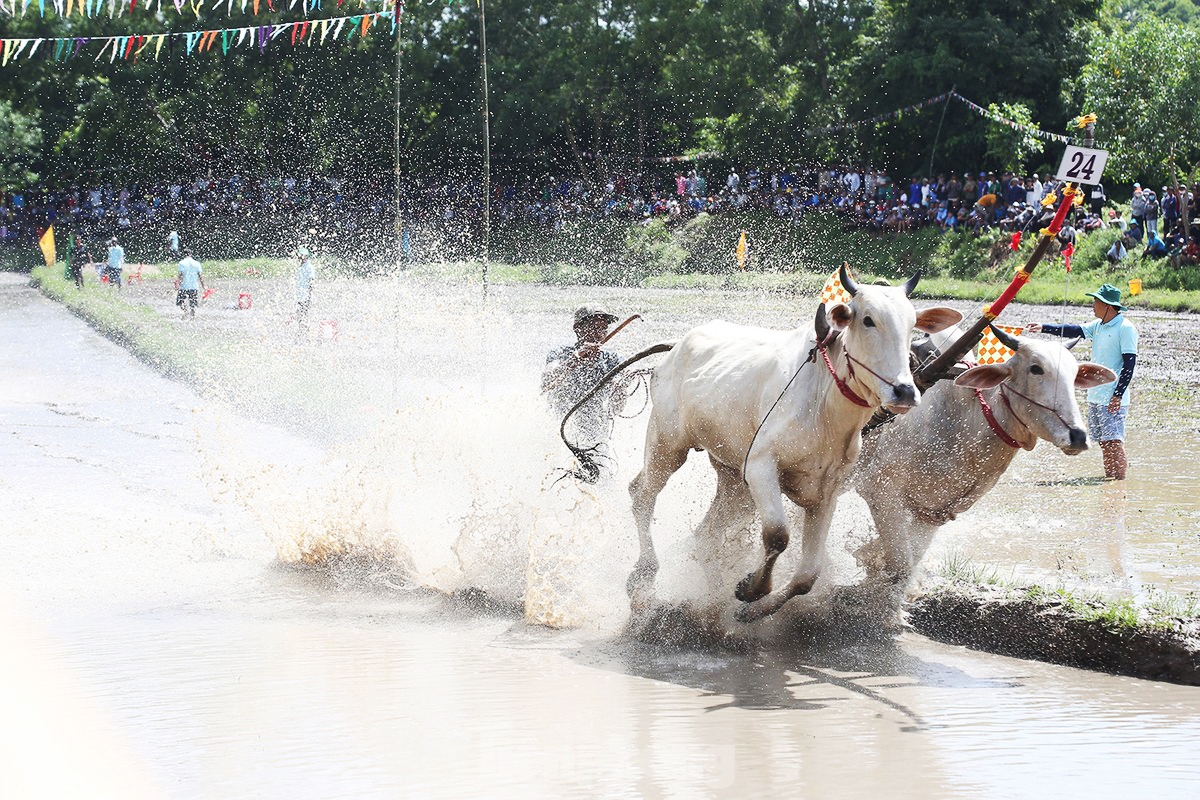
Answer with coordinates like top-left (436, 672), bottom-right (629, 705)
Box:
top-left (1055, 146), bottom-right (1108, 184)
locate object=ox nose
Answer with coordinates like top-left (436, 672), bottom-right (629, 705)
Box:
top-left (1068, 427), bottom-right (1088, 452)
top-left (890, 382), bottom-right (918, 407)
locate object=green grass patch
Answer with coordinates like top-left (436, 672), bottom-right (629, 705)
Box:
top-left (930, 555), bottom-right (1200, 634)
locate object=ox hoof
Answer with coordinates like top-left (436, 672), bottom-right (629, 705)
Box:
top-left (734, 572), bottom-right (770, 603)
top-left (734, 599), bottom-right (773, 624)
top-left (793, 575), bottom-right (817, 596)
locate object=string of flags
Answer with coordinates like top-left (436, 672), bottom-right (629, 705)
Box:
top-left (0, 0), bottom-right (395, 17)
top-left (807, 91), bottom-right (1074, 145)
top-left (0, 7), bottom-right (399, 64)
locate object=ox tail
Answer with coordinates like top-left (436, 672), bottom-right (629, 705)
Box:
top-left (560, 341), bottom-right (676, 484)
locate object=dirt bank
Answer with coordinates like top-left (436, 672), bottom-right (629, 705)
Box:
top-left (909, 586), bottom-right (1200, 686)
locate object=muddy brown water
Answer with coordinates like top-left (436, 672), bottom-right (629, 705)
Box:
top-left (3, 272), bottom-right (1200, 798)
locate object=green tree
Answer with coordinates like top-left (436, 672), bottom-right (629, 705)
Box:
top-left (0, 100), bottom-right (41, 187)
top-left (848, 0), bottom-right (1103, 175)
top-left (1078, 16), bottom-right (1200, 183)
top-left (982, 101), bottom-right (1045, 171)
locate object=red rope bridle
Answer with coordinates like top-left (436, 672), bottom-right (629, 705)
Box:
top-left (817, 341), bottom-right (907, 409)
top-left (817, 343), bottom-right (871, 407)
top-left (973, 388), bottom-right (1022, 449)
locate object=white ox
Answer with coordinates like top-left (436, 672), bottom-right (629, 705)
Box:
top-left (853, 325), bottom-right (1116, 589)
top-left (628, 267), bottom-right (962, 621)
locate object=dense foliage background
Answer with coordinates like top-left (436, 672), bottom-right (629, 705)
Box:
top-left (1, 0), bottom-right (1198, 188)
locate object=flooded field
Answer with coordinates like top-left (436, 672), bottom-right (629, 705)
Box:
top-left (3, 270), bottom-right (1199, 798)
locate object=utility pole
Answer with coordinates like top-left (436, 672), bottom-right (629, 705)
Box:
top-left (478, 0), bottom-right (492, 301)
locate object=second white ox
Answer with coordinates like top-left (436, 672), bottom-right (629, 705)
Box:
top-left (853, 325), bottom-right (1116, 588)
top-left (628, 266), bottom-right (961, 621)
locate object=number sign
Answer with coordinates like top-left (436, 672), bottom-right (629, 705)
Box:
top-left (1055, 146), bottom-right (1108, 184)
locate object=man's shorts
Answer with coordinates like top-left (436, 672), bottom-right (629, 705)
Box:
top-left (176, 289), bottom-right (198, 308)
top-left (1087, 402), bottom-right (1127, 443)
top-left (103, 266), bottom-right (122, 286)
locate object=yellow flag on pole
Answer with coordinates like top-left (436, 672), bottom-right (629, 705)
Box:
top-left (38, 226), bottom-right (56, 269)
top-left (976, 323), bottom-right (1024, 364)
top-left (819, 263), bottom-right (855, 306)
top-left (735, 230), bottom-right (748, 270)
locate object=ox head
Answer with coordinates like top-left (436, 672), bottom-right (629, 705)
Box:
top-left (815, 264), bottom-right (963, 413)
top-left (954, 327), bottom-right (1116, 454)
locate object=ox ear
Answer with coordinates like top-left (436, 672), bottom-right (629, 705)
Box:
top-left (1075, 362), bottom-right (1117, 389)
top-left (815, 302), bottom-right (851, 343)
top-left (915, 307), bottom-right (963, 334)
top-left (827, 302), bottom-right (853, 331)
top-left (954, 363), bottom-right (1013, 389)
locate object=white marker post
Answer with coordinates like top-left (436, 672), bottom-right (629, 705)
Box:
top-left (1055, 145), bottom-right (1109, 185)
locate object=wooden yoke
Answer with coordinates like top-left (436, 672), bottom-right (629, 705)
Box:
top-left (914, 115), bottom-right (1097, 390)
top-left (863, 115), bottom-right (1098, 434)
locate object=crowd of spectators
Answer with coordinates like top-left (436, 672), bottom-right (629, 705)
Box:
top-left (2, 164), bottom-right (1198, 267)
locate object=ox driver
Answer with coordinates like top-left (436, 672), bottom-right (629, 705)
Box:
top-left (542, 306), bottom-right (637, 455)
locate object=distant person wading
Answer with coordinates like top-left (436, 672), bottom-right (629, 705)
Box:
top-left (174, 249), bottom-right (207, 319)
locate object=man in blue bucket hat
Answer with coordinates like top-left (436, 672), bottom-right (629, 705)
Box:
top-left (1027, 283), bottom-right (1138, 480)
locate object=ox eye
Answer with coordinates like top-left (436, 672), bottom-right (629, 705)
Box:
top-left (1030, 364), bottom-right (1045, 375)
top-left (863, 316), bottom-right (876, 328)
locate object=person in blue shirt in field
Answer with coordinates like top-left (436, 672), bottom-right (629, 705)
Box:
top-left (174, 249), bottom-right (207, 319)
top-left (105, 237), bottom-right (125, 289)
top-left (1027, 284), bottom-right (1138, 480)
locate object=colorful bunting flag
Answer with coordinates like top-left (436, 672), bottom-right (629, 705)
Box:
top-left (0, 0), bottom-right (392, 13)
top-left (805, 91), bottom-right (1075, 146)
top-left (0, 7), bottom-right (399, 65)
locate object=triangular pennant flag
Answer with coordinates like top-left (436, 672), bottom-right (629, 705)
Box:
top-left (1061, 242), bottom-right (1075, 273)
top-left (976, 324), bottom-right (1024, 365)
top-left (38, 226), bottom-right (56, 269)
top-left (819, 263), bottom-right (856, 307)
top-left (154, 33), bottom-right (166, 59)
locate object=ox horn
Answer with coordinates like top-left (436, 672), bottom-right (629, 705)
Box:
top-left (901, 269), bottom-right (922, 298)
top-left (815, 302), bottom-right (830, 343)
top-left (989, 323), bottom-right (1021, 352)
top-left (1064, 337), bottom-right (1082, 351)
top-left (839, 262), bottom-right (859, 297)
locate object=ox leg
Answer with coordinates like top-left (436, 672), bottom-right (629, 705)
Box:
top-left (859, 503), bottom-right (914, 585)
top-left (733, 462), bottom-right (789, 603)
top-left (627, 432), bottom-right (688, 596)
top-left (736, 499), bottom-right (836, 623)
top-left (692, 459), bottom-right (754, 588)
top-left (902, 520), bottom-right (942, 587)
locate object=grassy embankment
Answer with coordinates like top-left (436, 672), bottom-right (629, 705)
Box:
top-left (910, 557), bottom-right (1200, 684)
top-left (11, 210), bottom-right (1200, 310)
top-left (28, 263), bottom-right (356, 433)
top-left (450, 212), bottom-right (1200, 312)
